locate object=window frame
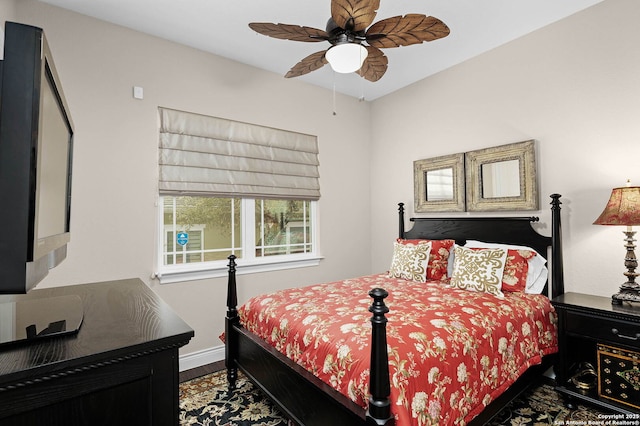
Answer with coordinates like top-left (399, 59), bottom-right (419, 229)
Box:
top-left (156, 197), bottom-right (322, 284)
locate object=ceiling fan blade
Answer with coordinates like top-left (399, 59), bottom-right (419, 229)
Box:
top-left (366, 15), bottom-right (450, 48)
top-left (249, 23), bottom-right (328, 42)
top-left (356, 46), bottom-right (387, 82)
top-left (285, 50), bottom-right (329, 78)
top-left (331, 0), bottom-right (380, 32)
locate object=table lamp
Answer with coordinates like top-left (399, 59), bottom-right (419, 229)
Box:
top-left (593, 182), bottom-right (640, 305)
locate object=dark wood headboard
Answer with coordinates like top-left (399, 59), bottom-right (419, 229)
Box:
top-left (398, 194), bottom-right (564, 298)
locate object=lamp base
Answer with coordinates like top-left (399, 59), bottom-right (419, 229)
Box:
top-left (611, 230), bottom-right (640, 306)
top-left (611, 283), bottom-right (640, 305)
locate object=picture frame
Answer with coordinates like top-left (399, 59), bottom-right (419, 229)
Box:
top-left (465, 140), bottom-right (538, 211)
top-left (414, 153), bottom-right (465, 212)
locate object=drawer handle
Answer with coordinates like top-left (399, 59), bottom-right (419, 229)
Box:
top-left (611, 328), bottom-right (640, 341)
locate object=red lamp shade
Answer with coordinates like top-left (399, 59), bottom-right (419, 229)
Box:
top-left (593, 186), bottom-right (640, 226)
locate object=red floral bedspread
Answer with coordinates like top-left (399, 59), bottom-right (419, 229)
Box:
top-left (238, 274), bottom-right (558, 426)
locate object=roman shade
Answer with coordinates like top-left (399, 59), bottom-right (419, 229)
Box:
top-left (158, 107), bottom-right (320, 200)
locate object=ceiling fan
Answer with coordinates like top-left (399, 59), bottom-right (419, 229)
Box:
top-left (248, 0), bottom-right (450, 82)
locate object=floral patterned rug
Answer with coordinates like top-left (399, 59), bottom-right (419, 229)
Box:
top-left (179, 370), bottom-right (607, 426)
top-left (180, 370), bottom-right (288, 426)
top-left (485, 383), bottom-right (606, 425)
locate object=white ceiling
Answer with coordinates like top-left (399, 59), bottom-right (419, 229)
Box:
top-left (39, 0), bottom-right (603, 100)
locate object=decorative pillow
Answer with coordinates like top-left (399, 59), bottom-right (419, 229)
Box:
top-left (466, 247), bottom-right (536, 292)
top-left (501, 249), bottom-right (537, 292)
top-left (397, 239), bottom-right (454, 281)
top-left (388, 241), bottom-right (432, 283)
top-left (449, 245), bottom-right (508, 298)
top-left (464, 240), bottom-right (548, 294)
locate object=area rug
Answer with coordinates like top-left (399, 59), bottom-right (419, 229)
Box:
top-left (179, 370), bottom-right (607, 426)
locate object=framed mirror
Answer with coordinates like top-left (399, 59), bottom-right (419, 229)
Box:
top-left (414, 153), bottom-right (465, 212)
top-left (465, 140), bottom-right (538, 211)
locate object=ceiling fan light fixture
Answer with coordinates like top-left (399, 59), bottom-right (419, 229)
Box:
top-left (325, 43), bottom-right (368, 73)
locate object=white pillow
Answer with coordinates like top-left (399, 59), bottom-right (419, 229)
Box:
top-left (388, 241), bottom-right (432, 283)
top-left (449, 245), bottom-right (508, 298)
top-left (463, 240), bottom-right (548, 294)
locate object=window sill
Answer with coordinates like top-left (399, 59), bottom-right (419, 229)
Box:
top-left (157, 254), bottom-right (324, 284)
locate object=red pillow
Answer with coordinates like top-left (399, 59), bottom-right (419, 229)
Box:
top-left (503, 249), bottom-right (537, 292)
top-left (397, 239), bottom-right (455, 281)
top-left (468, 247), bottom-right (536, 292)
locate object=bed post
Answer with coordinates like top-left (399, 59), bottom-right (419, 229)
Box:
top-left (225, 254), bottom-right (239, 390)
top-left (398, 202), bottom-right (405, 238)
top-left (550, 194), bottom-right (564, 298)
top-left (366, 288), bottom-right (394, 426)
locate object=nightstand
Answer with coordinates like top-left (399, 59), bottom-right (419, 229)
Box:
top-left (552, 292), bottom-right (640, 414)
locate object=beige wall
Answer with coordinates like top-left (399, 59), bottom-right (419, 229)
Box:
top-left (14, 0), bottom-right (373, 356)
top-left (0, 0), bottom-right (16, 36)
top-left (0, 0), bottom-right (15, 20)
top-left (370, 0), bottom-right (640, 299)
top-left (9, 0), bottom-right (640, 363)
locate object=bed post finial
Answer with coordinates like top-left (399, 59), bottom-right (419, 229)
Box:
top-left (226, 254), bottom-right (238, 312)
top-left (398, 203), bottom-right (405, 239)
top-left (367, 288), bottom-right (393, 425)
top-left (550, 194), bottom-right (564, 298)
top-left (225, 254), bottom-right (239, 390)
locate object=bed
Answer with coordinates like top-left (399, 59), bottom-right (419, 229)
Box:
top-left (224, 194), bottom-right (564, 426)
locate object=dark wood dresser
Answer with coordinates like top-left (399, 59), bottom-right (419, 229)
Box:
top-left (552, 292), bottom-right (640, 414)
top-left (0, 279), bottom-right (194, 425)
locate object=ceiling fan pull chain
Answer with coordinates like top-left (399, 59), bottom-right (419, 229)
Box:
top-left (332, 75), bottom-right (337, 116)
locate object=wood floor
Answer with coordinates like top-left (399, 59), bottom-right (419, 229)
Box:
top-left (179, 360), bottom-right (224, 383)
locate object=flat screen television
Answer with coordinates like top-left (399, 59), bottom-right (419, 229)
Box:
top-left (0, 22), bottom-right (82, 346)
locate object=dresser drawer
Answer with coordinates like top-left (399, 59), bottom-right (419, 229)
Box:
top-left (565, 311), bottom-right (640, 349)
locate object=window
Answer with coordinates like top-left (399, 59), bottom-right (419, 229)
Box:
top-left (158, 196), bottom-right (318, 282)
top-left (157, 108), bottom-right (320, 283)
top-left (254, 199), bottom-right (313, 256)
top-left (163, 197), bottom-right (241, 265)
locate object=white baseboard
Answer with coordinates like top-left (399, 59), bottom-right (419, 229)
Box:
top-left (179, 345), bottom-right (225, 372)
